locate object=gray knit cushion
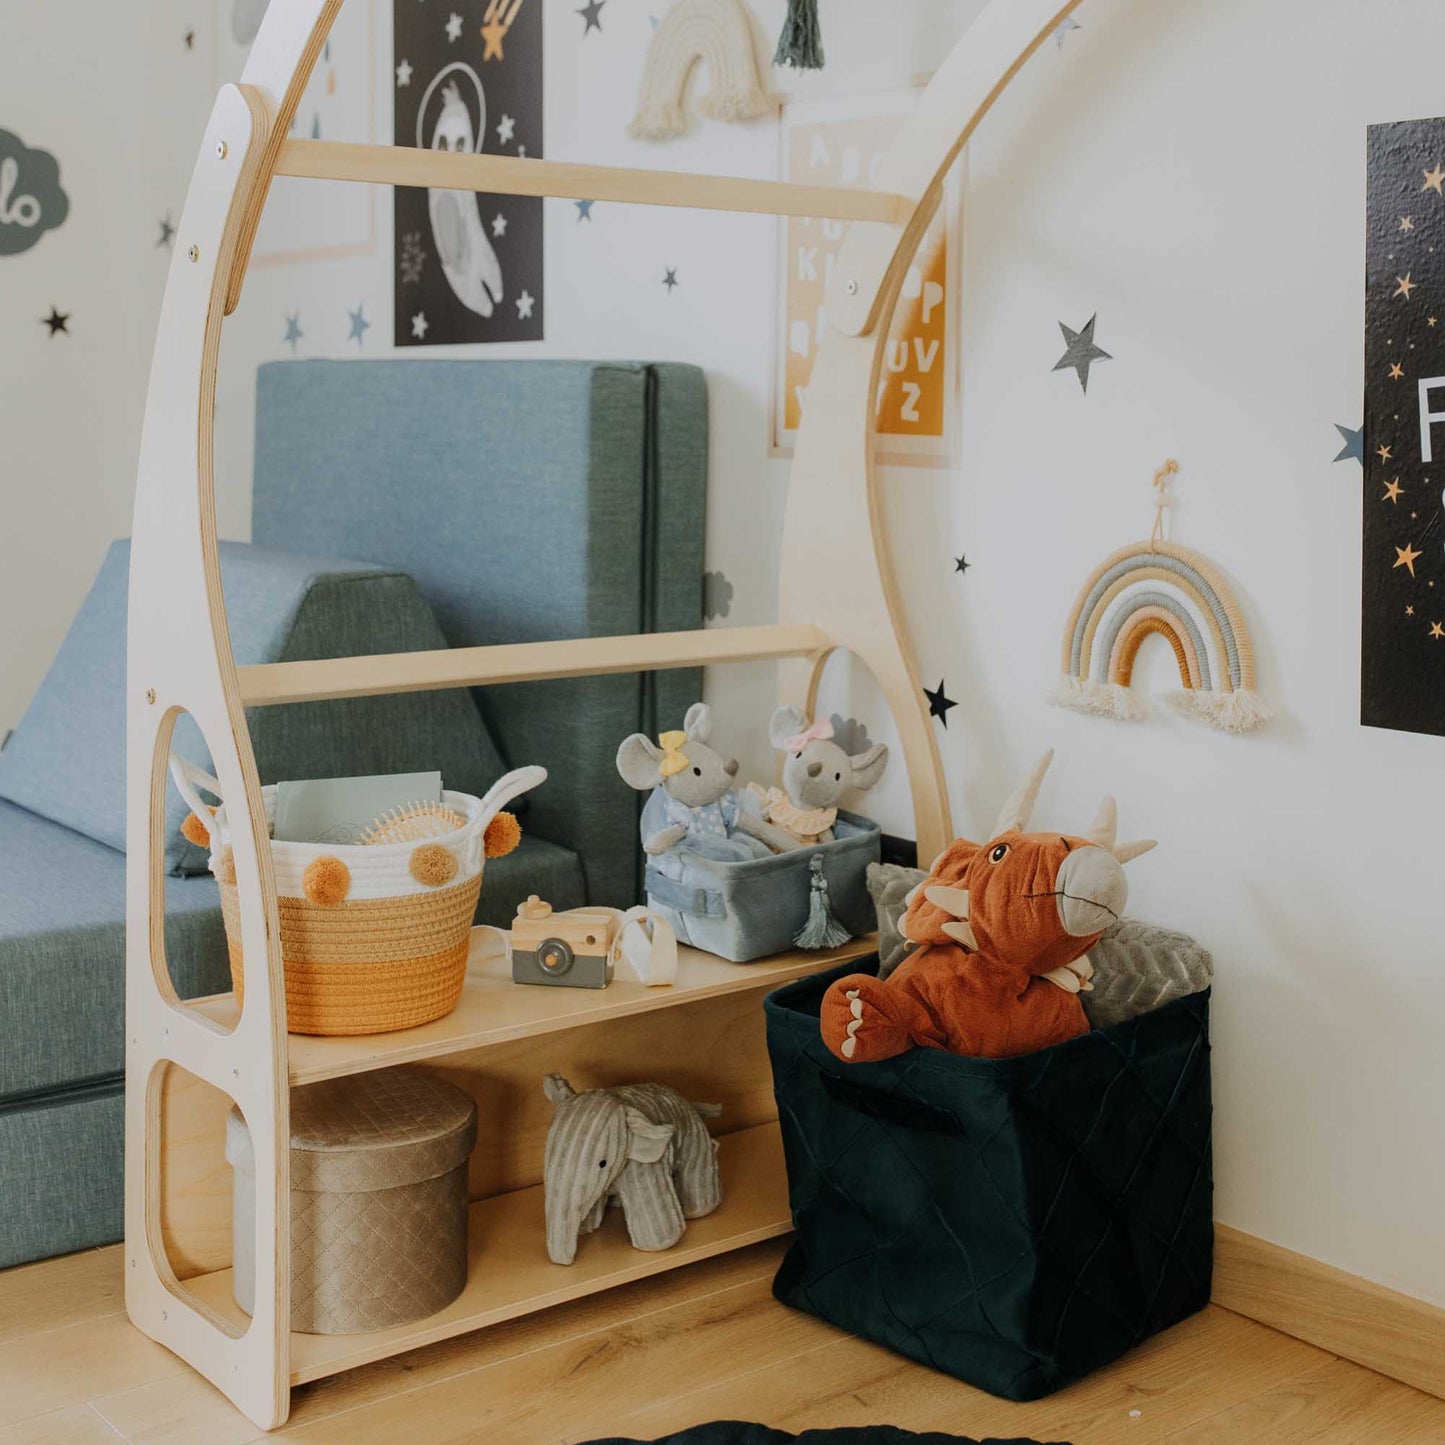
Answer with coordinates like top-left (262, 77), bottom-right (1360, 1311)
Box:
top-left (1082, 919), bottom-right (1214, 1030)
top-left (866, 861), bottom-right (920, 978)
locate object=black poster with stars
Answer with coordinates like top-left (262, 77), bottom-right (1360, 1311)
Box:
top-left (1363, 120), bottom-right (1445, 735)
top-left (393, 0), bottom-right (544, 347)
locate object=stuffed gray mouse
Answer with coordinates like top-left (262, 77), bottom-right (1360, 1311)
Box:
top-left (749, 706), bottom-right (888, 846)
top-left (617, 702), bottom-right (799, 860)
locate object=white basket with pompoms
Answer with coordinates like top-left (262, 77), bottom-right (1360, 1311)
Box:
top-left (170, 757), bottom-right (545, 1036)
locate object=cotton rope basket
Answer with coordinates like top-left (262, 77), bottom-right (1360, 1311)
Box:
top-left (170, 757), bottom-right (546, 1035)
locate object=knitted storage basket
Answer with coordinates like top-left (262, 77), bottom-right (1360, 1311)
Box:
top-left (171, 756), bottom-right (546, 1036)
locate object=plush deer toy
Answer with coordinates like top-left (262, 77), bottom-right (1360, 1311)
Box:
top-left (820, 751), bottom-right (1156, 1062)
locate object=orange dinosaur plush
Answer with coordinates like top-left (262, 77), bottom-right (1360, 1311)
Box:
top-left (821, 752), bottom-right (1156, 1062)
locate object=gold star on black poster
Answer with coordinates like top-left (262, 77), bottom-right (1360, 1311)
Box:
top-left (1363, 118), bottom-right (1445, 735)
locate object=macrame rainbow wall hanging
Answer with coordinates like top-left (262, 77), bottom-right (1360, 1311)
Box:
top-left (1052, 463), bottom-right (1273, 735)
top-left (629, 0), bottom-right (774, 141)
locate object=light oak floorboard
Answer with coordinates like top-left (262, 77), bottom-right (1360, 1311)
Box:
top-left (0, 1247), bottom-right (125, 1344)
top-left (0, 1407), bottom-right (124, 1445)
top-left (0, 1312), bottom-right (189, 1431)
top-left (607, 1300), bottom-right (1330, 1444)
top-left (89, 1245), bottom-right (784, 1444)
top-left (1157, 1356), bottom-right (1445, 1444)
top-left (11, 1239), bottom-right (1445, 1443)
top-left (274, 1273), bottom-right (839, 1442)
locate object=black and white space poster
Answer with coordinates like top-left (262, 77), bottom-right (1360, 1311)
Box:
top-left (393, 0), bottom-right (543, 347)
top-left (1364, 116), bottom-right (1445, 736)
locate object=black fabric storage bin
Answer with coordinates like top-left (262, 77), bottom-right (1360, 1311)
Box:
top-left (765, 956), bottom-right (1213, 1402)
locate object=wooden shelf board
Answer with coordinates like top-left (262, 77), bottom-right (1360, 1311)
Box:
top-left (189, 933), bottom-right (875, 1086)
top-left (181, 1119), bottom-right (793, 1386)
top-left (275, 139), bottom-right (910, 225)
top-left (236, 623), bottom-right (833, 707)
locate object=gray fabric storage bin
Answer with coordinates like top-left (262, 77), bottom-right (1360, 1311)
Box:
top-left (644, 809), bottom-right (881, 962)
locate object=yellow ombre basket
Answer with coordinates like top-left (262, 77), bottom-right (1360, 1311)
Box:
top-left (170, 757), bottom-right (546, 1036)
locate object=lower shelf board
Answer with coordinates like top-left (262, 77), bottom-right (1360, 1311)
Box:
top-left (183, 1119), bottom-right (792, 1387)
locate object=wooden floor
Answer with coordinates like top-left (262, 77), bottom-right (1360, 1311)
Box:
top-left (4, 1240), bottom-right (1445, 1445)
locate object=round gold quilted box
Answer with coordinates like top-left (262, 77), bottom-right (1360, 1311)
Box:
top-left (227, 1067), bottom-right (478, 1335)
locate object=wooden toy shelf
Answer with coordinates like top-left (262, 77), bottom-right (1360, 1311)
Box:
top-left (125, 0), bottom-right (1081, 1427)
top-left (190, 1119), bottom-right (791, 1386)
top-left (181, 929), bottom-right (875, 1384)
top-left (190, 930), bottom-right (874, 1087)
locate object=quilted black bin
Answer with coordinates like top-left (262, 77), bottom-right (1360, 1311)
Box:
top-left (765, 956), bottom-right (1213, 1402)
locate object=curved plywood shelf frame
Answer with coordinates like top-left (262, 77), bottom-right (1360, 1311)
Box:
top-left (124, 0), bottom-right (1082, 1428)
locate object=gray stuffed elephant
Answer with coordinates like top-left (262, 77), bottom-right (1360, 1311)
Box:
top-left (542, 1074), bottom-right (723, 1266)
top-left (749, 706), bottom-right (888, 846)
top-left (616, 702), bottom-right (799, 860)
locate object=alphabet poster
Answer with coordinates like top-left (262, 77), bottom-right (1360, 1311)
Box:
top-left (393, 0), bottom-right (544, 347)
top-left (1363, 116), bottom-right (1445, 736)
top-left (772, 91), bottom-right (960, 465)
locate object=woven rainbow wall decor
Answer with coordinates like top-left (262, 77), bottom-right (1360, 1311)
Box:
top-left (1053, 537), bottom-right (1272, 734)
top-left (629, 0), bottom-right (774, 141)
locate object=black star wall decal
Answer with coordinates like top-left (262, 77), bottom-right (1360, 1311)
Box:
top-left (924, 680), bottom-right (957, 727)
top-left (42, 307), bottom-right (70, 337)
top-left (954, 556), bottom-right (970, 575)
top-left (663, 267), bottom-right (679, 291)
top-left (157, 216), bottom-right (176, 249)
top-left (576, 199), bottom-right (594, 221)
top-left (1053, 313), bottom-right (1111, 393)
top-left (578, 0), bottom-right (605, 34)
top-left (1334, 422), bottom-right (1365, 465)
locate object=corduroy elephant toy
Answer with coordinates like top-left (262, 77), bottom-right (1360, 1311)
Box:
top-left (541, 1075), bottom-right (722, 1265)
top-left (820, 751), bottom-right (1157, 1063)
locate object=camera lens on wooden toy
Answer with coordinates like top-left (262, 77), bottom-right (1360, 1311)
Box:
top-left (536, 938), bottom-right (575, 976)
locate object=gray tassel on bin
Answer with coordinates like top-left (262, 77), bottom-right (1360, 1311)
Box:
top-left (794, 853), bottom-right (852, 949)
top-left (774, 0), bottom-right (824, 70)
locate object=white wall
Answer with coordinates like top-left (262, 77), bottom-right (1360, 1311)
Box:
top-left (6, 0), bottom-right (1445, 1308)
top-left (0, 7), bottom-right (161, 729)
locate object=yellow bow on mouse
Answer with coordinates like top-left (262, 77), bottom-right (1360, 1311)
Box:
top-left (658, 730), bottom-right (690, 779)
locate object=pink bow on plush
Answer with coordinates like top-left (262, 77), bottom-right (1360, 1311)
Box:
top-left (784, 718), bottom-right (834, 754)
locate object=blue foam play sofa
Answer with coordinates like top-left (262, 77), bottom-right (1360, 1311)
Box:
top-left (0, 359), bottom-right (706, 1268)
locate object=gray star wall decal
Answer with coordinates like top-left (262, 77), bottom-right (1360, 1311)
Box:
top-left (578, 0), bottom-right (605, 34)
top-left (1334, 423), bottom-right (1365, 465)
top-left (1053, 313), bottom-right (1112, 393)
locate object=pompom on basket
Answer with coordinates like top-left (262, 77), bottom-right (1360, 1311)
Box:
top-left (171, 757), bottom-right (545, 1036)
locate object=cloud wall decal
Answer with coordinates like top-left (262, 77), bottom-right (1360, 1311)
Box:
top-left (0, 130), bottom-right (69, 257)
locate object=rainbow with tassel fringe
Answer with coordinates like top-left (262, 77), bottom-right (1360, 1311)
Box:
top-left (1053, 538), bottom-right (1272, 734)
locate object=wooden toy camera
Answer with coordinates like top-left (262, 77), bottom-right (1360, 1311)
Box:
top-left (511, 896), bottom-right (619, 990)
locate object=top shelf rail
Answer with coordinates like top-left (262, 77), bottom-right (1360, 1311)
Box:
top-left (236, 623), bottom-right (831, 707)
top-left (274, 139), bottom-right (913, 224)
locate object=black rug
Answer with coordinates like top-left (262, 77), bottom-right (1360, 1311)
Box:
top-left (583, 1426), bottom-right (1069, 1445)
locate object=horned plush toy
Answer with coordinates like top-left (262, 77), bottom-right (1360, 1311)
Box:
top-left (820, 751), bottom-right (1156, 1062)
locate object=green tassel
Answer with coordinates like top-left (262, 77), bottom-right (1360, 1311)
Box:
top-left (794, 854), bottom-right (851, 950)
top-left (774, 0), bottom-right (824, 71)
